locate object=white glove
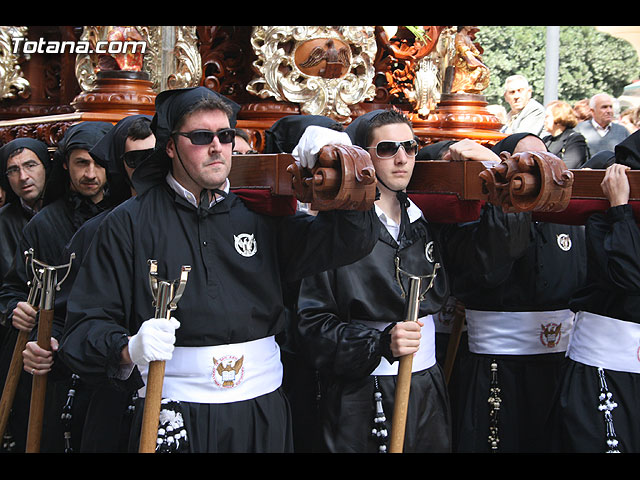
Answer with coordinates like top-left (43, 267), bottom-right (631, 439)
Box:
top-left (128, 317), bottom-right (180, 367)
top-left (292, 125), bottom-right (353, 169)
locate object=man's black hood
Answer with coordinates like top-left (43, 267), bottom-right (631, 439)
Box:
top-left (0, 137), bottom-right (52, 204)
top-left (132, 86), bottom-right (240, 195)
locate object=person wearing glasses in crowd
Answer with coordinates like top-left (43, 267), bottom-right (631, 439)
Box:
top-left (57, 87), bottom-right (378, 453)
top-left (0, 123), bottom-right (112, 452)
top-left (18, 115), bottom-right (154, 453)
top-left (0, 139), bottom-right (52, 287)
top-left (294, 109), bottom-right (532, 453)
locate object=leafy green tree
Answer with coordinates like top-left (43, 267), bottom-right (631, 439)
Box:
top-left (475, 26), bottom-right (640, 107)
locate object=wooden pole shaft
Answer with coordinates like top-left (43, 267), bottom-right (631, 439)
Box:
top-left (138, 360), bottom-right (166, 453)
top-left (0, 330), bottom-right (30, 438)
top-left (389, 353), bottom-right (414, 453)
top-left (25, 307), bottom-right (53, 453)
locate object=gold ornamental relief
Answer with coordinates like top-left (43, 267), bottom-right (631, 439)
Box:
top-left (75, 26), bottom-right (200, 93)
top-left (0, 26), bottom-right (31, 100)
top-left (247, 26), bottom-right (377, 123)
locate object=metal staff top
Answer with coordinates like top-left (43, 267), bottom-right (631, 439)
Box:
top-left (394, 256), bottom-right (440, 323)
top-left (23, 249), bottom-right (43, 308)
top-left (147, 260), bottom-right (191, 320)
top-left (26, 249), bottom-right (75, 311)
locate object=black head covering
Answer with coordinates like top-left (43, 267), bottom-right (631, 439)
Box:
top-left (135, 87), bottom-right (240, 206)
top-left (581, 150), bottom-right (615, 169)
top-left (0, 138), bottom-right (52, 205)
top-left (346, 109), bottom-right (414, 243)
top-left (43, 121), bottom-right (114, 206)
top-left (89, 114), bottom-right (153, 205)
top-left (263, 114), bottom-right (343, 154)
top-left (416, 140), bottom-right (456, 160)
top-left (614, 130), bottom-right (640, 170)
top-left (150, 86), bottom-right (240, 152)
top-left (490, 132), bottom-right (544, 156)
top-left (345, 109), bottom-right (387, 148)
top-left (90, 115), bottom-right (152, 171)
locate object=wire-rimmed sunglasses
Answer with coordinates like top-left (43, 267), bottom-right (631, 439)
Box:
top-left (174, 128), bottom-right (236, 146)
top-left (367, 139), bottom-right (419, 159)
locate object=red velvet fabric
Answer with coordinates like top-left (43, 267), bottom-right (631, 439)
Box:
top-left (409, 193), bottom-right (484, 223)
top-left (231, 188), bottom-right (298, 216)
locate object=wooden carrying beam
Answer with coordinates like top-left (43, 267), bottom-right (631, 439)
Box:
top-left (229, 145), bottom-right (377, 212)
top-left (228, 149), bottom-right (640, 225)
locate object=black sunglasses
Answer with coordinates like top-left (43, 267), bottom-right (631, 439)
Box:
top-left (121, 148), bottom-right (154, 169)
top-left (175, 128), bottom-right (236, 146)
top-left (367, 139), bottom-right (419, 159)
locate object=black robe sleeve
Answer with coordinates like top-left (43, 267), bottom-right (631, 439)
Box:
top-left (570, 204), bottom-right (640, 323)
top-left (296, 268), bottom-right (391, 379)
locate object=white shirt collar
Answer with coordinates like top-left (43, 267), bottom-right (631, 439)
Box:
top-left (375, 197), bottom-right (423, 242)
top-left (165, 172), bottom-right (230, 208)
top-left (591, 118), bottom-right (611, 136)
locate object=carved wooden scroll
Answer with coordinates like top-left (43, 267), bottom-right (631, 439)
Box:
top-left (478, 151), bottom-right (574, 213)
top-left (229, 145), bottom-right (377, 212)
top-left (287, 144), bottom-right (377, 211)
top-left (408, 153), bottom-right (640, 225)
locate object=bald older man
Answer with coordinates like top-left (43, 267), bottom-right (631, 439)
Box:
top-left (502, 75), bottom-right (546, 136)
top-left (575, 93), bottom-right (629, 158)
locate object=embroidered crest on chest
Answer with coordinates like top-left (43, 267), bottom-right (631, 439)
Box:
top-left (556, 233), bottom-right (572, 251)
top-left (234, 233), bottom-right (257, 257)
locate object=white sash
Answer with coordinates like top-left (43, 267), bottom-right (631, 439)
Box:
top-left (137, 336), bottom-right (282, 404)
top-left (357, 315), bottom-right (436, 376)
top-left (567, 311), bottom-right (640, 374)
top-left (465, 309), bottom-right (575, 355)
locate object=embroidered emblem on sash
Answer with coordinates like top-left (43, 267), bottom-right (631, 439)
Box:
top-left (556, 233), bottom-right (571, 251)
top-left (425, 241), bottom-right (435, 263)
top-left (234, 233), bottom-right (257, 257)
top-left (540, 322), bottom-right (562, 348)
top-left (212, 355), bottom-right (245, 388)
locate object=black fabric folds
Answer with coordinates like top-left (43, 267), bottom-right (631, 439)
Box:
top-left (263, 114), bottom-right (343, 154)
top-left (490, 132), bottom-right (539, 155)
top-left (43, 122), bottom-right (114, 206)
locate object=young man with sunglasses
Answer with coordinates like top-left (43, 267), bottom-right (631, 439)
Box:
top-left (58, 87), bottom-right (378, 453)
top-left (294, 109), bottom-right (531, 452)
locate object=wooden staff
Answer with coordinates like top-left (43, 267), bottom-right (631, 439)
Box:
top-left (0, 250), bottom-right (42, 441)
top-left (389, 258), bottom-right (440, 453)
top-left (25, 253), bottom-right (75, 453)
top-left (138, 260), bottom-right (190, 453)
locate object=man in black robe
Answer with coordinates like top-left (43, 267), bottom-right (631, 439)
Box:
top-left (0, 138), bottom-right (51, 451)
top-left (549, 132), bottom-right (640, 453)
top-left (0, 138), bottom-right (51, 299)
top-left (0, 121), bottom-right (112, 452)
top-left (20, 115), bottom-right (155, 453)
top-left (447, 133), bottom-right (587, 453)
top-left (57, 86), bottom-right (378, 453)
top-left (295, 110), bottom-right (532, 453)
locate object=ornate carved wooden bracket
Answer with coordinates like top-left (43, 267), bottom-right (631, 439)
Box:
top-left (287, 144), bottom-right (377, 211)
top-left (479, 151), bottom-right (574, 213)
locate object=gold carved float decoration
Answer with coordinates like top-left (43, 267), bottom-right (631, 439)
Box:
top-left (247, 26), bottom-right (377, 122)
